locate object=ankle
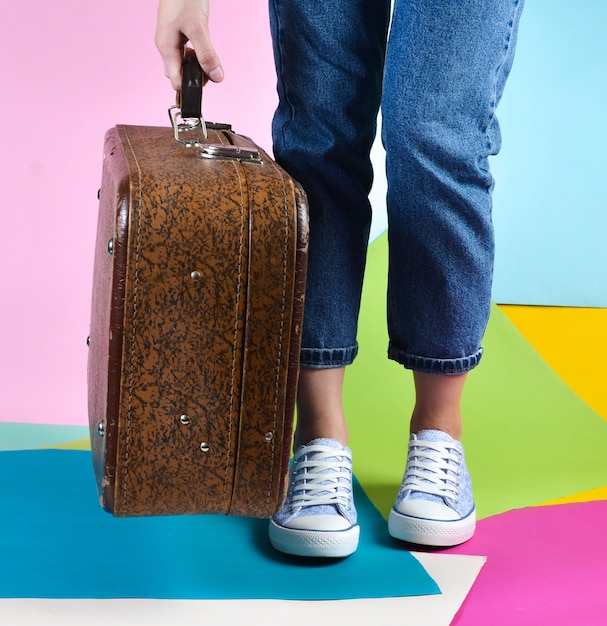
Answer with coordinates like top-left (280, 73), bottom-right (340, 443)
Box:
top-left (294, 424), bottom-right (349, 449)
top-left (295, 366), bottom-right (348, 448)
top-left (410, 372), bottom-right (466, 441)
top-left (410, 413), bottom-right (462, 441)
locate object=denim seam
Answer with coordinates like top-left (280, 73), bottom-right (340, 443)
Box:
top-left (269, 0), bottom-right (294, 152)
top-left (485, 0), bottom-right (523, 156)
top-left (300, 344), bottom-right (359, 368)
top-left (388, 344), bottom-right (484, 375)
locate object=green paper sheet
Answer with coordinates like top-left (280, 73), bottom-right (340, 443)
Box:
top-left (345, 234), bottom-right (607, 520)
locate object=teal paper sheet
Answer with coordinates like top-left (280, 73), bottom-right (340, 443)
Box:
top-left (0, 449), bottom-right (439, 600)
top-left (0, 422), bottom-right (89, 451)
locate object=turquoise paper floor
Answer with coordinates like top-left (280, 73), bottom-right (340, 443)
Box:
top-left (0, 449), bottom-right (438, 600)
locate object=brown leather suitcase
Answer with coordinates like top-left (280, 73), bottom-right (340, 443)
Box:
top-left (87, 63), bottom-right (308, 518)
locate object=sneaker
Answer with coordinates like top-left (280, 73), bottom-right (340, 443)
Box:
top-left (269, 438), bottom-right (360, 557)
top-left (388, 429), bottom-right (476, 547)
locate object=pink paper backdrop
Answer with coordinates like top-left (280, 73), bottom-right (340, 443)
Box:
top-left (0, 1), bottom-right (277, 425)
top-left (3, 2), bottom-right (603, 427)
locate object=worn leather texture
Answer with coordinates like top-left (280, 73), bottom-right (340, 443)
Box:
top-left (88, 124), bottom-right (308, 518)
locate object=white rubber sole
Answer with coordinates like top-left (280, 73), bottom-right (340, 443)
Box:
top-left (388, 507), bottom-right (476, 547)
top-left (269, 520), bottom-right (360, 558)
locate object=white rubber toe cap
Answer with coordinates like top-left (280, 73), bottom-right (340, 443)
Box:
top-left (284, 514), bottom-right (353, 531)
top-left (394, 499), bottom-right (460, 521)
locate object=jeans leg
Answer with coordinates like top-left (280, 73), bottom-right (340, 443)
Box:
top-left (269, 0), bottom-right (391, 368)
top-left (383, 0), bottom-right (525, 374)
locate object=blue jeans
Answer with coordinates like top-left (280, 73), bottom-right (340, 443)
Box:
top-left (269, 0), bottom-right (524, 374)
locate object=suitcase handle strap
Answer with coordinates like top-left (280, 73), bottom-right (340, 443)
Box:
top-left (169, 50), bottom-right (208, 146)
top-left (179, 49), bottom-right (204, 119)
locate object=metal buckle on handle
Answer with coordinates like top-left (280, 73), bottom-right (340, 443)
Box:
top-left (169, 105), bottom-right (207, 147)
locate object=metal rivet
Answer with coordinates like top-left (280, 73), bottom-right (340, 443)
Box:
top-left (190, 270), bottom-right (202, 281)
top-left (107, 239), bottom-right (114, 255)
top-left (97, 422), bottom-right (105, 437)
top-left (200, 442), bottom-right (210, 453)
top-left (264, 432), bottom-right (274, 442)
top-left (86, 336), bottom-right (91, 347)
top-left (180, 414), bottom-right (191, 425)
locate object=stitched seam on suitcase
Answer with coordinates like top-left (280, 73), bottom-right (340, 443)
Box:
top-left (268, 164), bottom-right (291, 508)
top-left (121, 129), bottom-right (143, 509)
top-left (224, 161), bottom-right (247, 506)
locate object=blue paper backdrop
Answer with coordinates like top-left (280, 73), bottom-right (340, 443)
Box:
top-left (491, 0), bottom-right (607, 306)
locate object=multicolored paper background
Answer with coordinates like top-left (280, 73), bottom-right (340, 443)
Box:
top-left (1, 0), bottom-right (606, 624)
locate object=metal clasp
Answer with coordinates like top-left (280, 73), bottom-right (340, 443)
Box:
top-left (168, 105), bottom-right (262, 163)
top-left (169, 105), bottom-right (207, 147)
top-left (199, 144), bottom-right (263, 163)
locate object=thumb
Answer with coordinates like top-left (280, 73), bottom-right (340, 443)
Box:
top-left (187, 33), bottom-right (224, 84)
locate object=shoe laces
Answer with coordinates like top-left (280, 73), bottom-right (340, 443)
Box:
top-left (289, 444), bottom-right (353, 510)
top-left (401, 439), bottom-right (462, 501)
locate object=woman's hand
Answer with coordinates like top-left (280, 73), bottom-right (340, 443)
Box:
top-left (155, 0), bottom-right (224, 90)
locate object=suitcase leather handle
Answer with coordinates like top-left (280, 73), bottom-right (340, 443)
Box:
top-left (178, 49), bottom-right (203, 119)
top-left (174, 52), bottom-right (233, 131)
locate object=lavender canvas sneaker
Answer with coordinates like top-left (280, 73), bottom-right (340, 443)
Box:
top-left (269, 438), bottom-right (360, 557)
top-left (388, 429), bottom-right (476, 547)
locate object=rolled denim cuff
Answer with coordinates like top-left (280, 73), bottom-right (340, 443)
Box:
top-left (300, 343), bottom-right (359, 369)
top-left (388, 344), bottom-right (484, 375)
